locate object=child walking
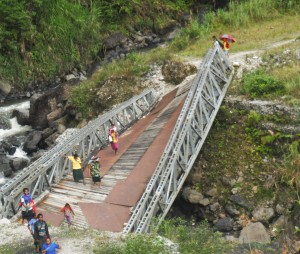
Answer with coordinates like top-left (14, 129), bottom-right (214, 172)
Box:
top-left (60, 203), bottom-right (75, 226)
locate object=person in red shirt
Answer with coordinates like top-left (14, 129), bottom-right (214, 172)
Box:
top-left (223, 38), bottom-right (230, 56)
top-left (60, 203), bottom-right (75, 226)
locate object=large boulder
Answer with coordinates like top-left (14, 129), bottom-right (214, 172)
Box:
top-left (162, 61), bottom-right (197, 85)
top-left (29, 85), bottom-right (68, 129)
top-left (10, 157), bottom-right (29, 171)
top-left (23, 131), bottom-right (42, 154)
top-left (12, 109), bottom-right (29, 125)
top-left (238, 222), bottom-right (271, 244)
top-left (0, 80), bottom-right (12, 96)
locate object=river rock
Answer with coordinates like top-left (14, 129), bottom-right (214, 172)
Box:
top-left (7, 146), bottom-right (17, 155)
top-left (44, 132), bottom-right (60, 147)
top-left (0, 80), bottom-right (12, 96)
top-left (105, 32), bottom-right (127, 50)
top-left (252, 207), bottom-right (275, 223)
top-left (275, 204), bottom-right (285, 214)
top-left (162, 61), bottom-right (197, 85)
top-left (47, 108), bottom-right (63, 123)
top-left (65, 74), bottom-right (76, 81)
top-left (10, 158), bottom-right (29, 171)
top-left (182, 187), bottom-right (204, 204)
top-left (49, 116), bottom-right (68, 130)
top-left (238, 222), bottom-right (271, 244)
top-left (206, 188), bottom-right (218, 197)
top-left (0, 153), bottom-right (12, 175)
top-left (12, 108), bottom-right (29, 125)
top-left (229, 194), bottom-right (252, 210)
top-left (41, 128), bottom-right (54, 139)
top-left (272, 215), bottom-right (288, 230)
top-left (215, 217), bottom-right (233, 232)
top-left (225, 204), bottom-right (240, 217)
top-left (210, 202), bottom-right (219, 212)
top-left (0, 116), bottom-right (10, 130)
top-left (57, 123), bottom-right (66, 134)
top-left (23, 131), bottom-right (42, 154)
top-left (6, 136), bottom-right (21, 147)
top-left (3, 166), bottom-right (12, 177)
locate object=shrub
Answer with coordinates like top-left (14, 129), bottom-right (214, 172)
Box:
top-left (93, 234), bottom-right (168, 254)
top-left (241, 69), bottom-right (285, 98)
top-left (158, 219), bottom-right (233, 254)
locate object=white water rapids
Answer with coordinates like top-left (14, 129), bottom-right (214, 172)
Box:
top-left (0, 101), bottom-right (31, 140)
top-left (0, 100), bottom-right (31, 185)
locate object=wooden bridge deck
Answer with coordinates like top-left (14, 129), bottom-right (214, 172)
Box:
top-left (37, 81), bottom-right (191, 232)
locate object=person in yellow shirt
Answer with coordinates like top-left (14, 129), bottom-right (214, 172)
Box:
top-left (110, 129), bottom-right (119, 155)
top-left (66, 153), bottom-right (85, 183)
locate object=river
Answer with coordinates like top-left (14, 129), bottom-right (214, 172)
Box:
top-left (0, 100), bottom-right (31, 185)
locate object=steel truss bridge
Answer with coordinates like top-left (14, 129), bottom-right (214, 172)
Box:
top-left (124, 46), bottom-right (233, 233)
top-left (0, 45), bottom-right (233, 232)
top-left (0, 90), bottom-right (157, 218)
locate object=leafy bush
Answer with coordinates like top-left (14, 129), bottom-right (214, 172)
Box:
top-left (247, 110), bottom-right (261, 127)
top-left (158, 219), bottom-right (233, 254)
top-left (241, 69), bottom-right (285, 98)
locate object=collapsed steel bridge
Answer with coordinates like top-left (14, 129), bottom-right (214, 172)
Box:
top-left (123, 45), bottom-right (233, 233)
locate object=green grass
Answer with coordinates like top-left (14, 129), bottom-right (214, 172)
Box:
top-left (158, 219), bottom-right (233, 254)
top-left (93, 234), bottom-right (169, 254)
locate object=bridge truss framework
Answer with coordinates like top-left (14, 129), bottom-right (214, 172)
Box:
top-left (123, 45), bottom-right (234, 233)
top-left (0, 89), bottom-right (157, 218)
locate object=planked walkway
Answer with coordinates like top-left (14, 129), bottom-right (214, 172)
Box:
top-left (37, 81), bottom-right (192, 231)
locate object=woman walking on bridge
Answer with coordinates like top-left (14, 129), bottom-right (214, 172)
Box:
top-left (109, 129), bottom-right (119, 154)
top-left (65, 153), bottom-right (85, 184)
top-left (89, 156), bottom-right (101, 186)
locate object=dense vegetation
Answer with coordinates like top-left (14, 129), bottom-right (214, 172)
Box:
top-left (0, 0), bottom-right (191, 87)
top-left (93, 219), bottom-right (233, 254)
top-left (68, 0), bottom-right (300, 117)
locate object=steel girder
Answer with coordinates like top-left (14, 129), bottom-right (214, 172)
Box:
top-left (123, 45), bottom-right (233, 233)
top-left (0, 89), bottom-right (157, 218)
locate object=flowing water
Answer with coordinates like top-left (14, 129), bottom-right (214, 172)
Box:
top-left (0, 100), bottom-right (31, 185)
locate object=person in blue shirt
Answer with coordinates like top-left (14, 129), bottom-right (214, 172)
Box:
top-left (28, 213), bottom-right (39, 252)
top-left (42, 237), bottom-right (61, 254)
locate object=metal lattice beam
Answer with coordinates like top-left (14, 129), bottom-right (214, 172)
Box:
top-left (0, 89), bottom-right (157, 218)
top-left (123, 45), bottom-right (233, 233)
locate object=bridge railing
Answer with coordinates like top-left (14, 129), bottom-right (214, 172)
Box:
top-left (123, 45), bottom-right (233, 233)
top-left (0, 89), bottom-right (157, 218)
